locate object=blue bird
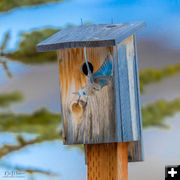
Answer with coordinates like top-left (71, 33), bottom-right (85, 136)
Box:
top-left (73, 47), bottom-right (113, 103)
top-left (84, 47), bottom-right (113, 89)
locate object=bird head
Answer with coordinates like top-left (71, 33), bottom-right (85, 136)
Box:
top-left (73, 89), bottom-right (87, 96)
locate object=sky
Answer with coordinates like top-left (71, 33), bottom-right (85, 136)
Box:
top-left (0, 0), bottom-right (180, 51)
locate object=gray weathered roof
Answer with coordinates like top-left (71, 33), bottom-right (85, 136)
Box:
top-left (37, 22), bottom-right (146, 52)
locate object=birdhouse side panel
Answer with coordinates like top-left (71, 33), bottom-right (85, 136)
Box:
top-left (114, 35), bottom-right (143, 162)
top-left (128, 35), bottom-right (144, 162)
top-left (57, 47), bottom-right (117, 144)
top-left (133, 35), bottom-right (143, 144)
top-left (115, 36), bottom-right (141, 142)
top-left (125, 36), bottom-right (141, 141)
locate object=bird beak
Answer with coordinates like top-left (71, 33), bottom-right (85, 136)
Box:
top-left (72, 91), bottom-right (81, 104)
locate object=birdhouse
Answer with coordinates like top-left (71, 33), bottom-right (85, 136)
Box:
top-left (37, 22), bottom-right (146, 162)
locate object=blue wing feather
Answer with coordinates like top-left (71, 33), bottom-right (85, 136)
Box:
top-left (92, 56), bottom-right (113, 87)
top-left (93, 59), bottom-right (112, 78)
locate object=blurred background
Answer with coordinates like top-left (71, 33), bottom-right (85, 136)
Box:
top-left (0, 0), bottom-right (180, 179)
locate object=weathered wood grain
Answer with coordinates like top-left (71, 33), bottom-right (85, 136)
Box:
top-left (126, 37), bottom-right (139, 140)
top-left (114, 36), bottom-right (140, 142)
top-left (113, 46), bottom-right (122, 141)
top-left (115, 36), bottom-right (143, 161)
top-left (86, 142), bottom-right (128, 180)
top-left (58, 47), bottom-right (117, 144)
top-left (37, 22), bottom-right (146, 51)
top-left (128, 141), bottom-right (143, 162)
top-left (118, 43), bottom-right (133, 141)
top-left (127, 35), bottom-right (144, 162)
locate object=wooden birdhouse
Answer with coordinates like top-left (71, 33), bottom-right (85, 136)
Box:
top-left (37, 22), bottom-right (146, 163)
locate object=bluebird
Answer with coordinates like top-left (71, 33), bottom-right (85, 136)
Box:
top-left (73, 47), bottom-right (113, 103)
top-left (84, 47), bottom-right (113, 87)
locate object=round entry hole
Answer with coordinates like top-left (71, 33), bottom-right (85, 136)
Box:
top-left (82, 62), bottom-right (93, 76)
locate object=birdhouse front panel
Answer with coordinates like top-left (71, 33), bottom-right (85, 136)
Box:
top-left (57, 47), bottom-right (116, 144)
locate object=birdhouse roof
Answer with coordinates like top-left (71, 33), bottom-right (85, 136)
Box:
top-left (37, 22), bottom-right (146, 52)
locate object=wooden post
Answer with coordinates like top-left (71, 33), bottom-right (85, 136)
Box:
top-left (85, 143), bottom-right (128, 180)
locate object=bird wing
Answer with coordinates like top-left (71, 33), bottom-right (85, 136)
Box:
top-left (92, 54), bottom-right (113, 87)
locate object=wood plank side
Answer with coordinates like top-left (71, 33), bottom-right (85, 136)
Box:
top-left (127, 35), bottom-right (144, 162)
top-left (117, 35), bottom-right (141, 142)
top-left (133, 35), bottom-right (143, 146)
top-left (57, 47), bottom-right (117, 144)
top-left (128, 141), bottom-right (143, 162)
top-left (116, 36), bottom-right (143, 161)
top-left (57, 54), bottom-right (66, 142)
top-left (86, 143), bottom-right (128, 180)
top-left (113, 46), bottom-right (122, 142)
top-left (117, 43), bottom-right (133, 141)
top-left (126, 37), bottom-right (139, 141)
